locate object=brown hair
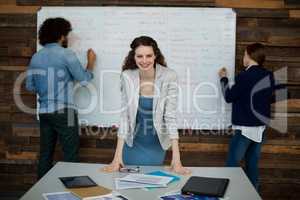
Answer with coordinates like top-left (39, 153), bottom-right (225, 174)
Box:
top-left (122, 36), bottom-right (167, 71)
top-left (246, 43), bottom-right (266, 66)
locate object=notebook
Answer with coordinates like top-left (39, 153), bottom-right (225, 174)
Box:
top-left (181, 176), bottom-right (229, 197)
top-left (68, 186), bottom-right (112, 199)
top-left (59, 176), bottom-right (112, 199)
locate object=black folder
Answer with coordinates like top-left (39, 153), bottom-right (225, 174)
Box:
top-left (181, 176), bottom-right (229, 197)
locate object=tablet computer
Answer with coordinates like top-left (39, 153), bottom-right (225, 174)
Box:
top-left (181, 176), bottom-right (229, 197)
top-left (59, 176), bottom-right (97, 188)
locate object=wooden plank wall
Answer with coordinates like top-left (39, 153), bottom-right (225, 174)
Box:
top-left (0, 0), bottom-right (300, 199)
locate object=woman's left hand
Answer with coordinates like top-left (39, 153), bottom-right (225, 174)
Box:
top-left (165, 162), bottom-right (191, 175)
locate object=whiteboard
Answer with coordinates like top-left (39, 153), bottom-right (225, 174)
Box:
top-left (37, 7), bottom-right (236, 129)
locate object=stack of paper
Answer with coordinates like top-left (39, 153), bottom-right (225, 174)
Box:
top-left (115, 173), bottom-right (174, 190)
top-left (146, 171), bottom-right (180, 184)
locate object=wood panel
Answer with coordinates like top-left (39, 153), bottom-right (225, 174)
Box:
top-left (0, 5), bottom-right (39, 13)
top-left (216, 0), bottom-right (284, 9)
top-left (16, 0), bottom-right (216, 6)
top-left (290, 10), bottom-right (300, 18)
top-left (0, 0), bottom-right (16, 5)
top-left (284, 0), bottom-right (300, 8)
top-left (236, 8), bottom-right (289, 18)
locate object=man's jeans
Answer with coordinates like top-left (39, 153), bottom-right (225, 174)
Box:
top-left (226, 130), bottom-right (264, 190)
top-left (38, 108), bottom-right (79, 179)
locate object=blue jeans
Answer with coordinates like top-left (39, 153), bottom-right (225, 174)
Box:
top-left (226, 130), bottom-right (264, 190)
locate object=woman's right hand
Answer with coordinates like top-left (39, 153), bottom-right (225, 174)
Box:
top-left (101, 159), bottom-right (124, 173)
top-left (218, 67), bottom-right (227, 78)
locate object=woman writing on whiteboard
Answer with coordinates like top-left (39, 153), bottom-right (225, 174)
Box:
top-left (218, 43), bottom-right (275, 189)
top-left (102, 36), bottom-right (190, 175)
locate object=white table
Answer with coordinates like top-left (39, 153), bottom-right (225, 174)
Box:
top-left (20, 162), bottom-right (261, 200)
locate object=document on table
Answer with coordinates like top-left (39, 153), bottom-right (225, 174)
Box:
top-left (83, 193), bottom-right (128, 200)
top-left (119, 174), bottom-right (174, 186)
top-left (146, 171), bottom-right (180, 184)
top-left (43, 191), bottom-right (128, 200)
top-left (115, 178), bottom-right (167, 190)
top-left (43, 192), bottom-right (80, 200)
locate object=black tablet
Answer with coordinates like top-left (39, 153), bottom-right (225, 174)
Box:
top-left (181, 176), bottom-right (229, 197)
top-left (59, 176), bottom-right (97, 188)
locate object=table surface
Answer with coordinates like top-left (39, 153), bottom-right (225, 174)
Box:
top-left (20, 162), bottom-right (261, 200)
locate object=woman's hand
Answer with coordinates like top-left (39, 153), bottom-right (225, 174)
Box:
top-left (167, 139), bottom-right (191, 175)
top-left (101, 159), bottom-right (124, 173)
top-left (166, 161), bottom-right (191, 175)
top-left (102, 137), bottom-right (125, 173)
top-left (218, 67), bottom-right (227, 78)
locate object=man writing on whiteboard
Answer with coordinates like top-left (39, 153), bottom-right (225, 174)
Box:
top-left (25, 17), bottom-right (96, 179)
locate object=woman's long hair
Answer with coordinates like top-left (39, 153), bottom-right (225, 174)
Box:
top-left (122, 36), bottom-right (167, 71)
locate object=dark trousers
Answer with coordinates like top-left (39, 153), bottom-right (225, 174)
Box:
top-left (226, 130), bottom-right (264, 190)
top-left (38, 108), bottom-right (79, 179)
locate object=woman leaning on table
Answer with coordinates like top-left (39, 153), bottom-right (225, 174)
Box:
top-left (102, 36), bottom-right (190, 175)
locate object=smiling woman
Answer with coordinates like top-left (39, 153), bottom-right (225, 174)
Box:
top-left (102, 36), bottom-right (190, 175)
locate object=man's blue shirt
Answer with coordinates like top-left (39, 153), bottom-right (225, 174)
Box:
top-left (26, 43), bottom-right (93, 113)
